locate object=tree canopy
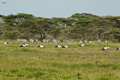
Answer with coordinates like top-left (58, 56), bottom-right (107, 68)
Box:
top-left (0, 13), bottom-right (120, 41)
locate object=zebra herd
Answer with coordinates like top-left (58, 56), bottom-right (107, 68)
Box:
top-left (16, 39), bottom-right (103, 44)
top-left (16, 39), bottom-right (74, 43)
top-left (16, 39), bottom-right (73, 43)
top-left (3, 39), bottom-right (120, 50)
top-left (16, 39), bottom-right (38, 43)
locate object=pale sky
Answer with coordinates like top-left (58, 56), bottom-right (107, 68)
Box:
top-left (0, 0), bottom-right (120, 18)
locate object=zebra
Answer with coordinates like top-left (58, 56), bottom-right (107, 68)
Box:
top-left (17, 39), bottom-right (27, 43)
top-left (42, 39), bottom-right (51, 43)
top-left (53, 39), bottom-right (61, 43)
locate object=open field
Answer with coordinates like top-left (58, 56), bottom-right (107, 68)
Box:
top-left (0, 40), bottom-right (120, 80)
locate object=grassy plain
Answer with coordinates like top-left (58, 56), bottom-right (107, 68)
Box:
top-left (0, 40), bottom-right (120, 80)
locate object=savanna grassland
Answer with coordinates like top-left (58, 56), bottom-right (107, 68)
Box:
top-left (0, 41), bottom-right (120, 80)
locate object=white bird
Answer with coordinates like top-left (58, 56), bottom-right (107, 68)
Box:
top-left (20, 43), bottom-right (28, 47)
top-left (38, 45), bottom-right (44, 48)
top-left (55, 45), bottom-right (61, 48)
top-left (79, 40), bottom-right (82, 43)
top-left (116, 48), bottom-right (120, 50)
top-left (102, 46), bottom-right (110, 50)
top-left (62, 45), bottom-right (68, 48)
top-left (80, 44), bottom-right (84, 47)
top-left (4, 42), bottom-right (8, 45)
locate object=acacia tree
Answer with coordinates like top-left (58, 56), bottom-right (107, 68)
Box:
top-left (1, 13), bottom-right (35, 39)
top-left (0, 13), bottom-right (120, 41)
top-left (35, 18), bottom-right (56, 40)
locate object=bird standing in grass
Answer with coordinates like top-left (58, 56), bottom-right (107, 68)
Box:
top-left (4, 42), bottom-right (8, 45)
top-left (62, 45), bottom-right (68, 48)
top-left (80, 44), bottom-right (84, 47)
top-left (116, 48), bottom-right (120, 50)
top-left (20, 43), bottom-right (28, 47)
top-left (55, 45), bottom-right (61, 48)
top-left (38, 45), bottom-right (44, 48)
top-left (102, 46), bottom-right (110, 51)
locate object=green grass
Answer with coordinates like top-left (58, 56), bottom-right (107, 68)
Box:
top-left (0, 40), bottom-right (120, 80)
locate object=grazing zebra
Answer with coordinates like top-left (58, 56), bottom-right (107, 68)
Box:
top-left (29, 39), bottom-right (35, 43)
top-left (53, 39), bottom-right (61, 44)
top-left (35, 39), bottom-right (39, 43)
top-left (98, 39), bottom-right (102, 44)
top-left (29, 39), bottom-right (39, 43)
top-left (38, 45), bottom-right (44, 48)
top-left (17, 39), bottom-right (27, 43)
top-left (84, 40), bottom-right (88, 44)
top-left (62, 45), bottom-right (68, 48)
top-left (20, 43), bottom-right (28, 47)
top-left (63, 39), bottom-right (73, 43)
top-left (42, 39), bottom-right (51, 43)
top-left (79, 40), bottom-right (82, 44)
top-left (55, 45), bottom-right (61, 48)
top-left (102, 46), bottom-right (110, 51)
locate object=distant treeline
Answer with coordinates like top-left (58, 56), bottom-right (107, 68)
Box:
top-left (0, 13), bottom-right (120, 41)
